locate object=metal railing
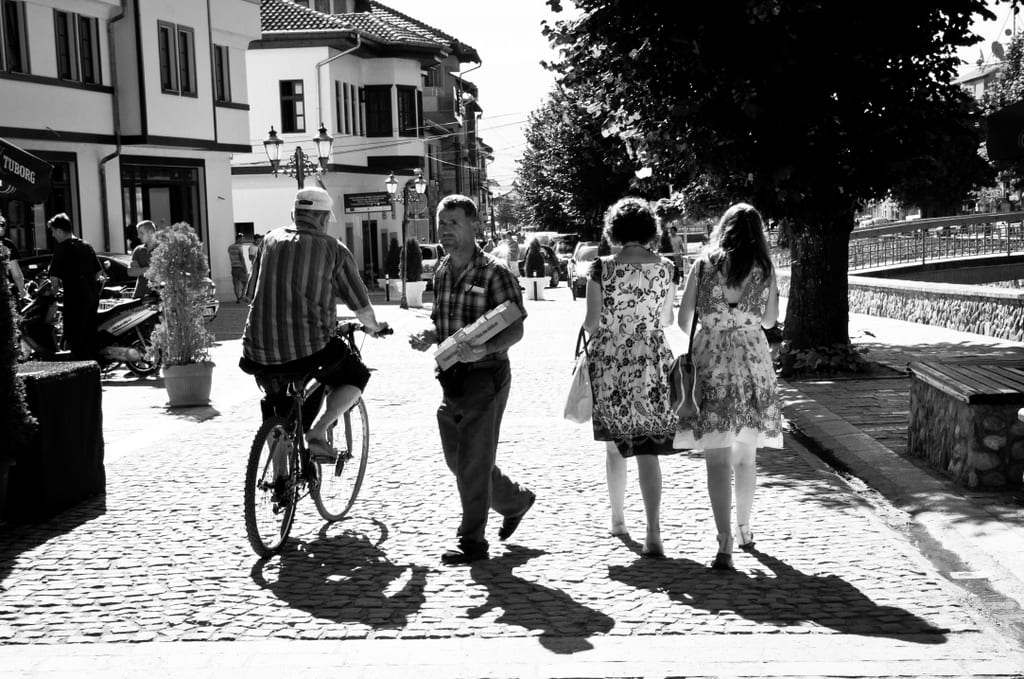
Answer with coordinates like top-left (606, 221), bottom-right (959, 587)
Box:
top-left (772, 211), bottom-right (1024, 271)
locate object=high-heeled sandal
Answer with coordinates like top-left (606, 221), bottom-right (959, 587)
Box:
top-left (736, 524), bottom-right (755, 551)
top-left (710, 532), bottom-right (735, 571)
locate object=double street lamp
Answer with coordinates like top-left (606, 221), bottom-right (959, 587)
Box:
top-left (263, 123), bottom-right (334, 188)
top-left (384, 168), bottom-right (427, 309)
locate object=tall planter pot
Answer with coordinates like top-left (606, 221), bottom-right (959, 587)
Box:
top-left (163, 363), bottom-right (214, 407)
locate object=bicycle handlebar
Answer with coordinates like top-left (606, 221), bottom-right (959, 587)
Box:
top-left (337, 320), bottom-right (393, 337)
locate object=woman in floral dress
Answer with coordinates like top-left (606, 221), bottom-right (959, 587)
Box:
top-left (584, 197), bottom-right (678, 558)
top-left (675, 202), bottom-right (782, 570)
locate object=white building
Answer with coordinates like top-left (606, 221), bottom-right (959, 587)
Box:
top-left (232, 0), bottom-right (482, 280)
top-left (0, 0), bottom-right (260, 299)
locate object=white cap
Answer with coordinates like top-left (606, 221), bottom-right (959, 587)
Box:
top-left (294, 187), bottom-right (336, 222)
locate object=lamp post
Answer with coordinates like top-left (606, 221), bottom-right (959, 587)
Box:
top-left (384, 168), bottom-right (428, 309)
top-left (263, 123), bottom-right (334, 188)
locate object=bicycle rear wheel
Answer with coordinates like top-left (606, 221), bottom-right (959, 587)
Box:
top-left (244, 416), bottom-right (298, 556)
top-left (312, 399), bottom-right (369, 522)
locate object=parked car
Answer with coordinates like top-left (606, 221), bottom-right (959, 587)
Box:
top-left (517, 243), bottom-right (560, 288)
top-left (551, 235), bottom-right (579, 280)
top-left (419, 243), bottom-right (446, 281)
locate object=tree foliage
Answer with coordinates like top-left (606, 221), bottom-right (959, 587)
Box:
top-left (982, 27), bottom-right (1024, 193)
top-left (544, 0), bottom-right (995, 350)
top-left (516, 86), bottom-right (635, 238)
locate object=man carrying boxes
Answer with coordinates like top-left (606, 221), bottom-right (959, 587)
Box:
top-left (409, 194), bottom-right (536, 565)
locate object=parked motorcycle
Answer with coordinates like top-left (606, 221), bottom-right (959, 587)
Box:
top-left (18, 285), bottom-right (161, 377)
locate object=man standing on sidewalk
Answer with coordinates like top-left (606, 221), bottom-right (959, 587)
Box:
top-left (227, 232), bottom-right (250, 303)
top-left (127, 220), bottom-right (158, 298)
top-left (409, 194), bottom-right (536, 565)
top-left (47, 213), bottom-right (102, 361)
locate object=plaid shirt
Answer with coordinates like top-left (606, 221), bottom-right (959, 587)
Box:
top-left (242, 225), bottom-right (370, 364)
top-left (431, 247), bottom-right (527, 359)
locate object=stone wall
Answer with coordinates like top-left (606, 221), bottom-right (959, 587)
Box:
top-left (775, 270), bottom-right (1024, 342)
top-left (908, 377), bottom-right (1024, 489)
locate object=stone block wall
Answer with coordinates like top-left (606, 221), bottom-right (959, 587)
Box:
top-left (775, 270), bottom-right (1024, 342)
top-left (908, 378), bottom-right (1024, 489)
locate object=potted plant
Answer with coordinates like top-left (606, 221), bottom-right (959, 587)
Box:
top-left (400, 237), bottom-right (427, 307)
top-left (146, 222), bottom-right (215, 407)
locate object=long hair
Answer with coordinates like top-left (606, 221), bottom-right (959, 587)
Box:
top-left (706, 203), bottom-right (773, 287)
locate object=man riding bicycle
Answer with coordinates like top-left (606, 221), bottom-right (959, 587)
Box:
top-left (239, 187), bottom-right (389, 461)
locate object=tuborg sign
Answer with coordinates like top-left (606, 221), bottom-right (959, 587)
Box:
top-left (0, 137), bottom-right (53, 203)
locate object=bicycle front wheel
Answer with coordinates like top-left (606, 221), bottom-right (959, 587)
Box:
top-left (312, 399), bottom-right (369, 522)
top-left (244, 416), bottom-right (298, 556)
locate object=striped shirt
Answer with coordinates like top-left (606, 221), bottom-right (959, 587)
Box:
top-left (242, 224), bottom-right (370, 365)
top-left (431, 247), bottom-right (527, 360)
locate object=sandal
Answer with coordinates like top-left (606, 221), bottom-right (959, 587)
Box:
top-left (306, 437), bottom-right (337, 463)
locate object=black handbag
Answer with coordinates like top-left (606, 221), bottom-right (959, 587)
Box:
top-left (669, 261), bottom-right (702, 419)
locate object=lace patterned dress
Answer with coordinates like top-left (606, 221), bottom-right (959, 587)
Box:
top-left (588, 256), bottom-right (680, 456)
top-left (674, 259), bottom-right (783, 450)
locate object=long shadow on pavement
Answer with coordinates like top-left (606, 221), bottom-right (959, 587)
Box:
top-left (0, 497), bottom-right (106, 585)
top-left (468, 545), bottom-right (615, 655)
top-left (250, 528), bottom-right (427, 630)
top-left (609, 546), bottom-right (947, 644)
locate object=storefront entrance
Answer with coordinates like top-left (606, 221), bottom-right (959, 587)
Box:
top-left (120, 158), bottom-right (205, 252)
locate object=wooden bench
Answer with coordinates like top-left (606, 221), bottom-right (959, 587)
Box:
top-left (908, 361), bottom-right (1024, 489)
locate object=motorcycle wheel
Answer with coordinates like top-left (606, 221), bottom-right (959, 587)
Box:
top-left (126, 337), bottom-right (159, 377)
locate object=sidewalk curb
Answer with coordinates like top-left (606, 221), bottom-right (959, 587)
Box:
top-left (781, 380), bottom-right (1024, 615)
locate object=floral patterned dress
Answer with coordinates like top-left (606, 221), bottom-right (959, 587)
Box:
top-left (674, 258), bottom-right (783, 450)
top-left (589, 256), bottom-right (680, 456)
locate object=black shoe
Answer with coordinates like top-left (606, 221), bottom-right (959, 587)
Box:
top-left (499, 491), bottom-right (536, 541)
top-left (441, 541), bottom-right (489, 565)
top-left (270, 476), bottom-right (290, 508)
top-left (710, 552), bottom-right (735, 571)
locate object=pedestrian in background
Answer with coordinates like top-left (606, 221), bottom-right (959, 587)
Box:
top-left (227, 233), bottom-right (250, 303)
top-left (0, 213), bottom-right (20, 260)
top-left (583, 197), bottom-right (678, 559)
top-left (523, 238), bottom-right (545, 278)
top-left (127, 220), bottom-right (158, 298)
top-left (674, 202), bottom-right (782, 571)
top-left (409, 194), bottom-right (535, 565)
top-left (47, 213), bottom-right (102, 361)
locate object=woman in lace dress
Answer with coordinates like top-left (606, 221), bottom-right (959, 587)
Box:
top-left (583, 197), bottom-right (678, 558)
top-left (675, 203), bottom-right (782, 570)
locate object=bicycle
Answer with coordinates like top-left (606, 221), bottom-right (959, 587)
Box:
top-left (242, 321), bottom-right (390, 557)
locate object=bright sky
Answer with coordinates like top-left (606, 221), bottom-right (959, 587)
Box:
top-left (958, 0), bottom-right (1021, 73)
top-left (380, 0), bottom-right (579, 194)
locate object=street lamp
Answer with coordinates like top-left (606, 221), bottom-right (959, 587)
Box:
top-left (385, 168), bottom-right (428, 309)
top-left (262, 123), bottom-right (334, 188)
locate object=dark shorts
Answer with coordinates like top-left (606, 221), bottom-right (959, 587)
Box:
top-left (240, 337), bottom-right (371, 391)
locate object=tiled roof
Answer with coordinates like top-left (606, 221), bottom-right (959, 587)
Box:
top-left (261, 0), bottom-right (352, 33)
top-left (259, 1), bottom-right (478, 61)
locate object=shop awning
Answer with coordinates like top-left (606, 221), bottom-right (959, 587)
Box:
top-left (986, 100), bottom-right (1024, 161)
top-left (0, 137), bottom-right (53, 202)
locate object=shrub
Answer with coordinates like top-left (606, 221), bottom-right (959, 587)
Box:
top-left (146, 222), bottom-right (214, 366)
top-left (0, 247), bottom-right (36, 463)
top-left (400, 237), bottom-right (423, 282)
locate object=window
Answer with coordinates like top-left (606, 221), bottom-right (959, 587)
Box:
top-left (158, 21), bottom-right (196, 96)
top-left (397, 86), bottom-right (418, 137)
top-left (53, 11), bottom-right (101, 84)
top-left (314, 0), bottom-right (331, 11)
top-left (212, 44), bottom-right (230, 102)
top-left (280, 80), bottom-right (305, 133)
top-left (364, 85), bottom-right (392, 137)
top-left (343, 82), bottom-right (351, 134)
top-left (358, 86), bottom-right (365, 135)
top-left (1, 0), bottom-right (29, 74)
top-left (176, 26), bottom-right (196, 96)
top-left (158, 22), bottom-right (177, 91)
top-left (335, 81), bottom-right (343, 133)
top-left (350, 83), bottom-right (359, 135)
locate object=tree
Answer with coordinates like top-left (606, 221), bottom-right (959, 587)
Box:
top-left (516, 86), bottom-right (636, 239)
top-left (982, 29), bottom-right (1024, 196)
top-left (545, 0), bottom-right (995, 352)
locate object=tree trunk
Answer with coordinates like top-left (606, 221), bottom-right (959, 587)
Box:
top-left (784, 218), bottom-right (851, 350)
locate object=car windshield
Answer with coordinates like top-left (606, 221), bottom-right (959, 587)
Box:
top-left (576, 246), bottom-right (599, 261)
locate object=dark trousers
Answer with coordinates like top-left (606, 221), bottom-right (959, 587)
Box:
top-left (62, 295), bottom-right (98, 361)
top-left (436, 359), bottom-right (531, 548)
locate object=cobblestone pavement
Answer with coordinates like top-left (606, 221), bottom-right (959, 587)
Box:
top-left (2, 290), bottom-right (1023, 677)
